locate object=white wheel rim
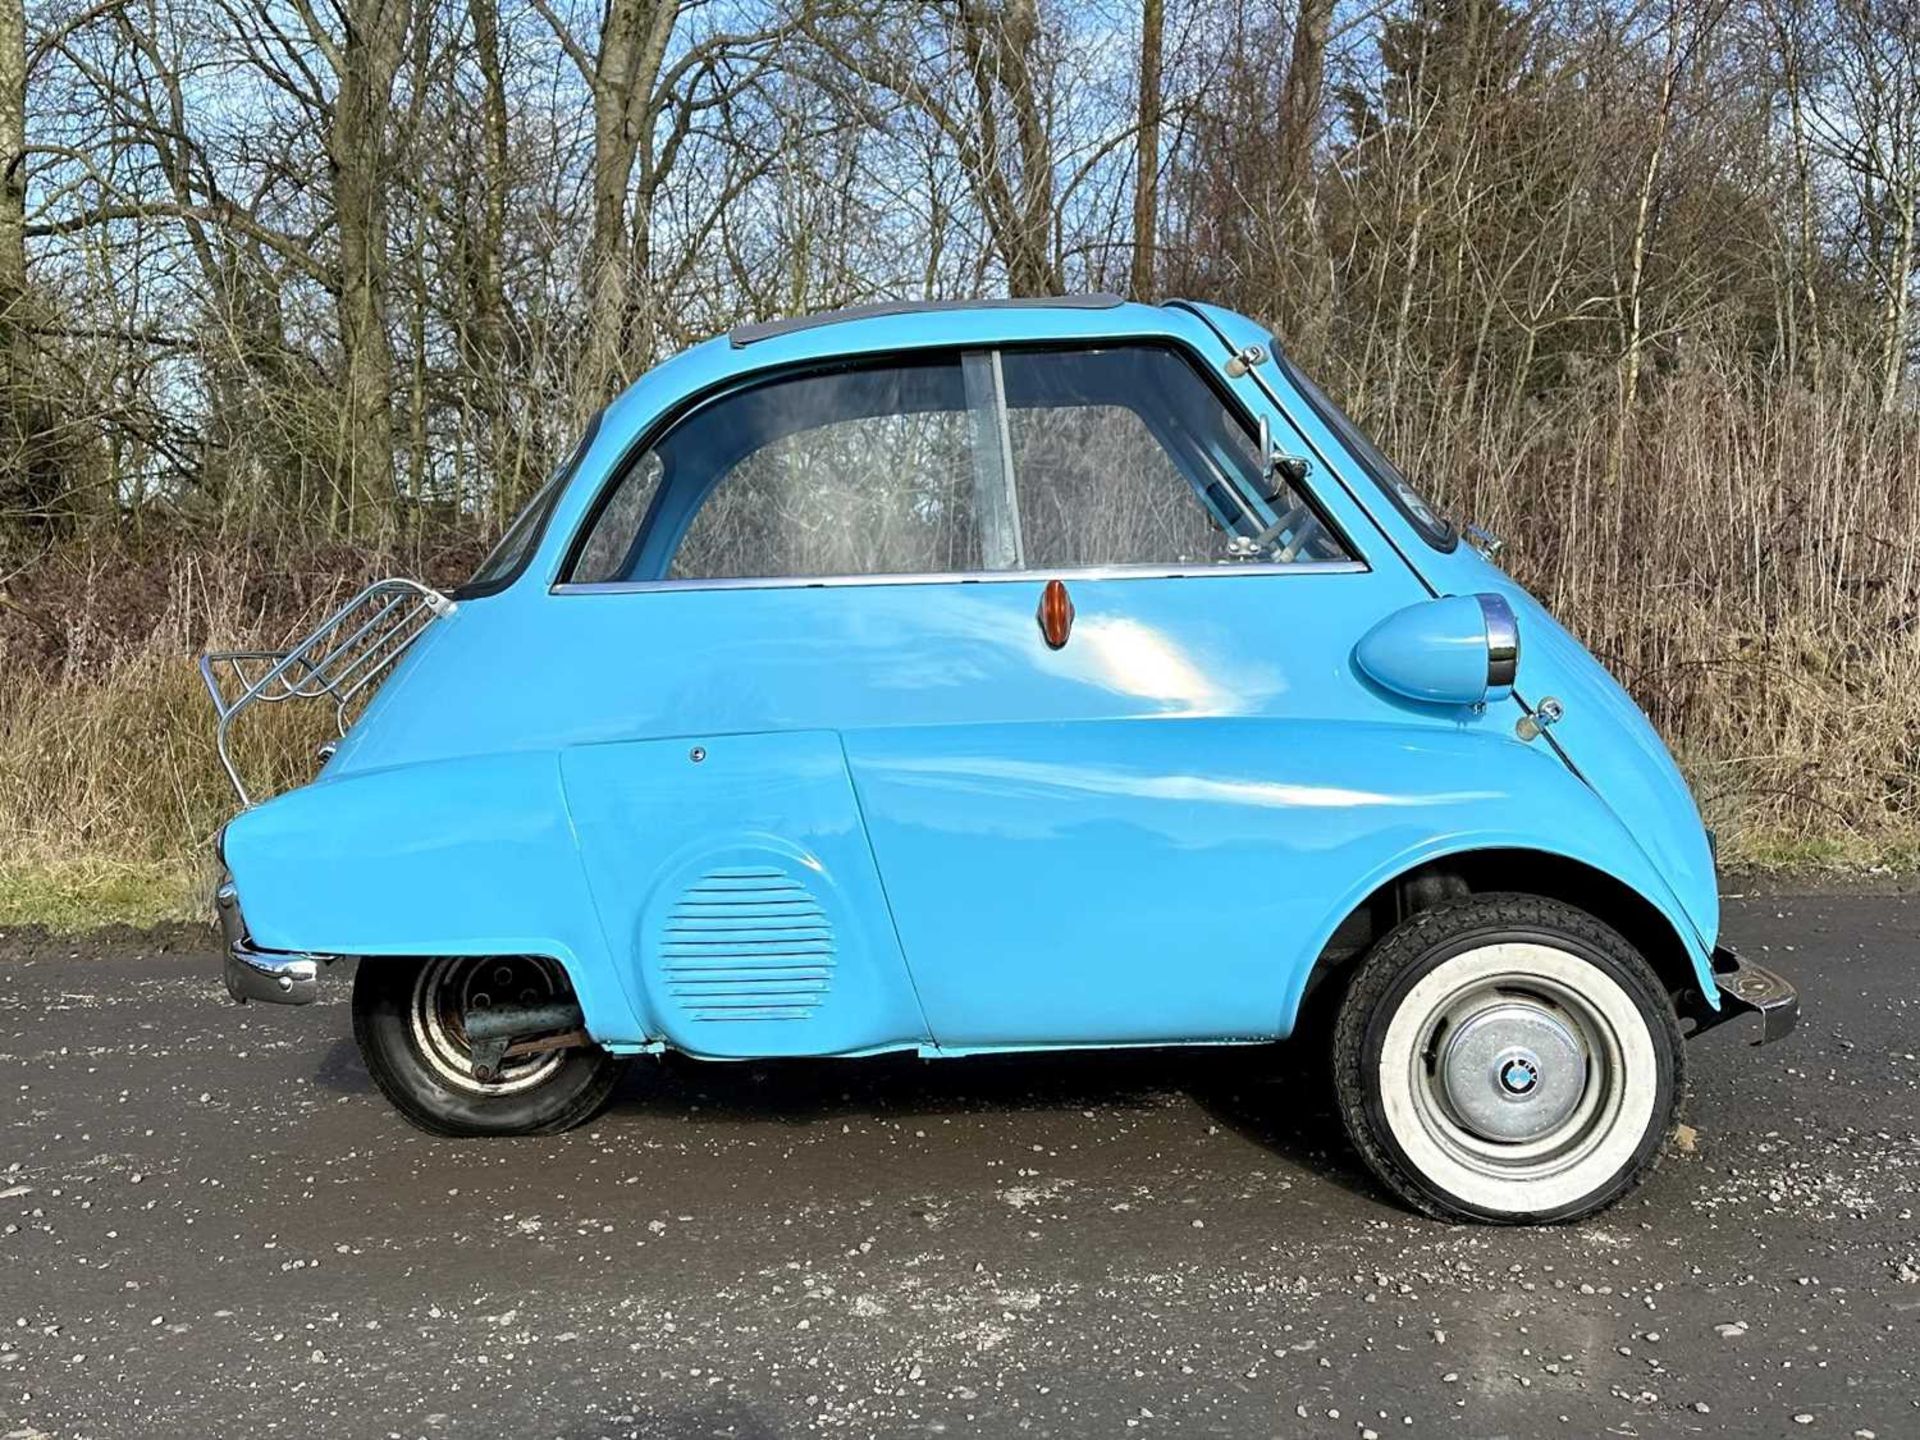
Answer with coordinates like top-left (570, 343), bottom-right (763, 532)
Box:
top-left (1376, 942), bottom-right (1660, 1216)
top-left (408, 956), bottom-right (570, 1097)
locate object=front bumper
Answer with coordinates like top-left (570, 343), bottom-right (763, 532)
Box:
top-left (1682, 945), bottom-right (1799, 1045)
top-left (217, 875), bottom-right (320, 1005)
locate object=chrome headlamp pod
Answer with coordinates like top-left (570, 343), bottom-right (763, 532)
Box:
top-left (1477, 593), bottom-right (1519, 693)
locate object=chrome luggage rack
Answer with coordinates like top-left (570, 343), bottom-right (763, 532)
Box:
top-left (199, 578), bottom-right (456, 807)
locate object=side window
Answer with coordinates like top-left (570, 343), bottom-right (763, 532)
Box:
top-left (1000, 347), bottom-right (1350, 569)
top-left (738, 363), bottom-right (983, 579)
top-left (571, 451), bottom-right (663, 584)
top-left (569, 361), bottom-right (981, 583)
top-left (564, 345), bottom-right (1350, 586)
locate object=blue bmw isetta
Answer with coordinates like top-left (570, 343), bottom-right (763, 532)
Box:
top-left (203, 296), bottom-right (1796, 1224)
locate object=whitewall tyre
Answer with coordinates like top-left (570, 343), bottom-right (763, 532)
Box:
top-left (1333, 894), bottom-right (1684, 1224)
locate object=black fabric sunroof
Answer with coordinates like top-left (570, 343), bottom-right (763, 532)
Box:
top-left (729, 294), bottom-right (1125, 348)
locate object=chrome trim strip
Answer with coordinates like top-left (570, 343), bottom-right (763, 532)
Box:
top-left (1477, 592), bottom-right (1519, 690)
top-left (553, 335), bottom-right (1371, 592)
top-left (553, 559), bottom-right (1370, 597)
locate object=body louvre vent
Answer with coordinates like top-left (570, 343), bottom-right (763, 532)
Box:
top-left (661, 866), bottom-right (836, 1023)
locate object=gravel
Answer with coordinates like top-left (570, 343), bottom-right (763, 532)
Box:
top-left (0, 891), bottom-right (1915, 1437)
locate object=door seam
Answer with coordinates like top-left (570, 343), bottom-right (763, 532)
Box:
top-left (835, 731), bottom-right (938, 1046)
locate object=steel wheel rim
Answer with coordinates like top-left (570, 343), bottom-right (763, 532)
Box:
top-left (1400, 962), bottom-right (1628, 1185)
top-left (408, 956), bottom-right (569, 1096)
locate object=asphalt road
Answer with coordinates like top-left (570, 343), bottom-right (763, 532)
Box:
top-left (0, 891), bottom-right (1914, 1440)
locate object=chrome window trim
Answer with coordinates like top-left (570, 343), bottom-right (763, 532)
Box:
top-left (552, 558), bottom-right (1370, 596)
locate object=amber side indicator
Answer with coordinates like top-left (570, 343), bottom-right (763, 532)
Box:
top-left (1037, 579), bottom-right (1074, 649)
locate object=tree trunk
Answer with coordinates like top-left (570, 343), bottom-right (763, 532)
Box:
top-left (1769, 0), bottom-right (1824, 386)
top-left (578, 0), bottom-right (677, 414)
top-left (1276, 0), bottom-right (1332, 205)
top-left (0, 0), bottom-right (23, 312)
top-left (1609, 3), bottom-right (1685, 486)
top-left (1275, 0), bottom-right (1334, 348)
top-left (1129, 0), bottom-right (1162, 300)
top-left (0, 0), bottom-right (25, 502)
top-left (465, 0), bottom-right (518, 518)
top-left (1877, 185), bottom-right (1915, 414)
top-left (329, 0), bottom-right (411, 539)
top-left (581, 77), bottom-right (637, 409)
top-left (995, 0), bottom-right (1058, 296)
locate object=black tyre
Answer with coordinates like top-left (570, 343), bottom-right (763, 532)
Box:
top-left (352, 955), bottom-right (628, 1137)
top-left (1332, 894), bottom-right (1684, 1224)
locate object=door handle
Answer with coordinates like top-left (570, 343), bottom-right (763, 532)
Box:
top-left (1037, 579), bottom-right (1074, 649)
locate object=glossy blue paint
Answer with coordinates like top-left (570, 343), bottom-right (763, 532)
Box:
top-left (222, 751), bottom-right (641, 1041)
top-left (1493, 578), bottom-right (1720, 955)
top-left (1179, 300), bottom-right (1719, 999)
top-left (847, 717), bottom-right (1699, 1048)
top-left (560, 730), bottom-right (926, 1058)
top-left (221, 296), bottom-right (1725, 1053)
top-left (1354, 595), bottom-right (1505, 707)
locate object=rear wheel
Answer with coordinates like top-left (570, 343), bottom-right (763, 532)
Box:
top-left (1332, 894), bottom-right (1683, 1223)
top-left (352, 956), bottom-right (628, 1137)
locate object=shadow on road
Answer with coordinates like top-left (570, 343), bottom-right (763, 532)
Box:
top-left (312, 1028), bottom-right (1383, 1204)
top-left (316, 1034), bottom-right (376, 1095)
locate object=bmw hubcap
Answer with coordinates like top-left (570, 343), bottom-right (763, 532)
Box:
top-left (1396, 952), bottom-right (1635, 1189)
top-left (1436, 1001), bottom-right (1587, 1143)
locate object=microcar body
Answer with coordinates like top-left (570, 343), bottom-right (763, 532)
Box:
top-left (204, 296), bottom-right (1796, 1222)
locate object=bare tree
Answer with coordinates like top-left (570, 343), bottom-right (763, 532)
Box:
top-left (531, 0), bottom-right (792, 409)
top-left (0, 0), bottom-right (23, 314)
top-left (5, 0), bottom-right (1919, 542)
top-left (1129, 0), bottom-right (1162, 299)
top-left (329, 0), bottom-right (413, 536)
top-left (1811, 0), bottom-right (1920, 413)
top-left (1277, 0), bottom-right (1333, 208)
top-left (0, 0), bottom-right (28, 522)
top-left (1609, 0), bottom-right (1710, 484)
top-left (808, 1), bottom-right (1063, 297)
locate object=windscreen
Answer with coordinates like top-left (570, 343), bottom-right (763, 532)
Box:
top-left (1268, 348), bottom-right (1454, 550)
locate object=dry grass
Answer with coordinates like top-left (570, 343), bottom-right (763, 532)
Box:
top-left (3, 372), bottom-right (1918, 930)
top-left (1389, 366), bottom-right (1920, 868)
top-left (0, 549), bottom-right (391, 926)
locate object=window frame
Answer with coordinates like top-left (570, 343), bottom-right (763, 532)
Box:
top-left (1265, 346), bottom-right (1458, 554)
top-left (456, 408), bottom-right (605, 600)
top-left (553, 342), bottom-right (1368, 595)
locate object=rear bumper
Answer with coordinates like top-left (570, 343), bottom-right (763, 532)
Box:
top-left (1681, 945), bottom-right (1799, 1046)
top-left (217, 875), bottom-right (320, 1006)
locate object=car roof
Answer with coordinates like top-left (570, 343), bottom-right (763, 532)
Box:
top-left (728, 294), bottom-right (1127, 348)
top-left (585, 297), bottom-right (1215, 478)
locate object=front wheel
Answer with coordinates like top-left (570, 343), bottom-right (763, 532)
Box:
top-left (1333, 894), bottom-right (1684, 1223)
top-left (352, 956), bottom-right (629, 1137)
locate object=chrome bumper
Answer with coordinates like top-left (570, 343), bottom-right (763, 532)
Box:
top-left (217, 876), bottom-right (320, 1005)
top-left (1683, 945), bottom-right (1799, 1046)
